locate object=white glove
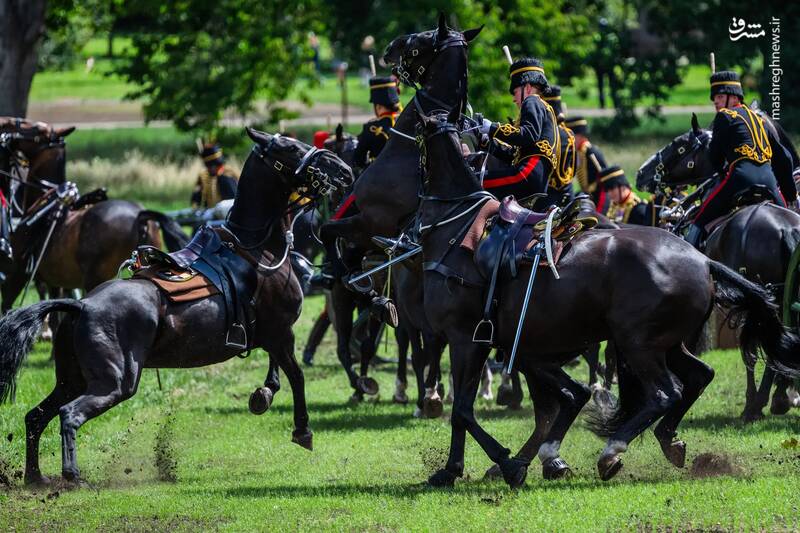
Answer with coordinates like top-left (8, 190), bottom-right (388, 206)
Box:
top-left (478, 118), bottom-right (492, 135)
top-left (795, 197), bottom-right (800, 212)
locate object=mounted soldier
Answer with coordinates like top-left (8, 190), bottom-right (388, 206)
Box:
top-left (685, 70), bottom-right (797, 248)
top-left (313, 75), bottom-right (401, 288)
top-left (566, 115), bottom-right (609, 213)
top-left (600, 165), bottom-right (649, 225)
top-left (540, 84), bottom-right (577, 210)
top-left (190, 143), bottom-right (238, 209)
top-left (353, 76), bottom-right (401, 171)
top-left (476, 58), bottom-right (568, 209)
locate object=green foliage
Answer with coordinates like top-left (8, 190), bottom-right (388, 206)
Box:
top-left (113, 0), bottom-right (323, 133)
top-left (37, 0), bottom-right (111, 70)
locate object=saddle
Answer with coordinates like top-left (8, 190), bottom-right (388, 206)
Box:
top-left (133, 226), bottom-right (258, 350)
top-left (72, 188), bottom-right (107, 210)
top-left (468, 195), bottom-right (597, 344)
top-left (703, 184), bottom-right (776, 235)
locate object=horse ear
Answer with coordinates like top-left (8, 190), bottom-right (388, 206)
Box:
top-left (335, 123), bottom-right (343, 141)
top-left (437, 12), bottom-right (448, 40)
top-left (55, 126), bottom-right (76, 138)
top-left (246, 126), bottom-right (271, 145)
top-left (463, 26), bottom-right (483, 43)
top-left (691, 113), bottom-right (700, 135)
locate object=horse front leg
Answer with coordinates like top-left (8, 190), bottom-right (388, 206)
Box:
top-left (268, 331), bottom-right (313, 450)
top-left (249, 354), bottom-right (280, 415)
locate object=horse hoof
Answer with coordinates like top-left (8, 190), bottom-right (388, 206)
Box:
top-left (356, 377), bottom-right (379, 396)
top-left (24, 473), bottom-right (50, 487)
top-left (499, 457), bottom-right (528, 488)
top-left (348, 392), bottom-right (364, 404)
top-left (597, 454), bottom-right (623, 481)
top-left (484, 463), bottom-right (503, 479)
top-left (496, 384), bottom-right (514, 406)
top-left (427, 468), bottom-right (457, 488)
top-left (393, 392), bottom-right (409, 405)
top-left (248, 387), bottom-right (274, 415)
top-left (770, 392), bottom-right (791, 415)
top-left (291, 429), bottom-right (314, 451)
top-left (422, 397), bottom-right (444, 418)
top-left (542, 457), bottom-right (572, 480)
top-left (659, 439), bottom-right (686, 468)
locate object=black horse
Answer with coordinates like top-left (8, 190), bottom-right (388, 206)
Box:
top-left (0, 129), bottom-right (353, 486)
top-left (637, 114), bottom-right (800, 420)
top-left (415, 105), bottom-right (800, 488)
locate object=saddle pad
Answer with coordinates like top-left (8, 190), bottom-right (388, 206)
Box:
top-left (134, 267), bottom-right (219, 303)
top-left (461, 199), bottom-right (500, 252)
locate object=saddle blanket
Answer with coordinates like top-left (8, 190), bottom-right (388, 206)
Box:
top-left (133, 266), bottom-right (219, 303)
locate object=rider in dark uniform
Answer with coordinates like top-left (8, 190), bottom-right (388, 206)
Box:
top-left (190, 143), bottom-right (238, 209)
top-left (685, 70), bottom-right (797, 248)
top-left (312, 76), bottom-right (401, 288)
top-left (353, 76), bottom-right (401, 171)
top-left (566, 116), bottom-right (609, 213)
top-left (539, 84), bottom-right (577, 210)
top-left (477, 58), bottom-right (563, 208)
top-left (601, 166), bottom-right (649, 225)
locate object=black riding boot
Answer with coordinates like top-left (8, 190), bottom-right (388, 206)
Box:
top-left (290, 251), bottom-right (314, 295)
top-left (0, 202), bottom-right (12, 266)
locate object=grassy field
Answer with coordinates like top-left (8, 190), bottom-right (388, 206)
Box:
top-left (0, 293), bottom-right (799, 531)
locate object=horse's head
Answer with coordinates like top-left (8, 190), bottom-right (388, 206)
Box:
top-left (383, 13), bottom-right (481, 92)
top-left (414, 101), bottom-right (477, 197)
top-left (0, 120), bottom-right (74, 187)
top-left (636, 113), bottom-right (713, 192)
top-left (244, 127), bottom-right (353, 205)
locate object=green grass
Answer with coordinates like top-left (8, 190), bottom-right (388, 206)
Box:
top-left (1, 293), bottom-right (799, 531)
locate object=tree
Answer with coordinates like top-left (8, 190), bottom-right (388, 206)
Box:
top-left (0, 0), bottom-right (47, 117)
top-left (113, 0), bottom-right (323, 133)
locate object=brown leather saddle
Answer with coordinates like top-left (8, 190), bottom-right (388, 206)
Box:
top-left (470, 195), bottom-right (597, 344)
top-left (133, 226), bottom-right (258, 351)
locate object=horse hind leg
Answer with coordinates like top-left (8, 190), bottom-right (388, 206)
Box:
top-left (653, 345), bottom-right (715, 468)
top-left (393, 325), bottom-right (410, 405)
top-left (596, 348), bottom-right (681, 481)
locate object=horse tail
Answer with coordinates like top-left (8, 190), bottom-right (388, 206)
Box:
top-left (136, 210), bottom-right (189, 252)
top-left (709, 260), bottom-right (800, 377)
top-left (0, 299), bottom-right (82, 403)
top-left (584, 345), bottom-right (640, 438)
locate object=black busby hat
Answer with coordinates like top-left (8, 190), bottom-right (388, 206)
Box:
top-left (509, 57), bottom-right (549, 94)
top-left (710, 70), bottom-right (744, 101)
top-left (369, 77), bottom-right (400, 109)
top-left (543, 84), bottom-right (563, 118)
top-left (599, 165), bottom-right (629, 188)
top-left (200, 142), bottom-right (225, 165)
top-left (564, 115), bottom-right (588, 136)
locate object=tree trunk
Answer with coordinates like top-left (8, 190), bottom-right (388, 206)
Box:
top-left (0, 0), bottom-right (47, 117)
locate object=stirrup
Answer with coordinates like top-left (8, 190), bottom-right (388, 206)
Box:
top-left (473, 319), bottom-right (494, 344)
top-left (226, 322), bottom-right (248, 350)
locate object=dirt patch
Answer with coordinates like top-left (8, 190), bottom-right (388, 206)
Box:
top-left (419, 444), bottom-right (448, 476)
top-left (153, 409), bottom-right (178, 482)
top-left (689, 452), bottom-right (736, 479)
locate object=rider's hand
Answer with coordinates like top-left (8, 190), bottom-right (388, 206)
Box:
top-left (478, 118), bottom-right (492, 135)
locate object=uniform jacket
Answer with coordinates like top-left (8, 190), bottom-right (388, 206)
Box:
top-left (354, 112), bottom-right (397, 169)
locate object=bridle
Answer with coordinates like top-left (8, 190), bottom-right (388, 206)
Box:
top-left (393, 31), bottom-right (468, 91)
top-left (224, 136), bottom-right (349, 269)
top-left (651, 130), bottom-right (711, 189)
top-left (0, 130), bottom-right (66, 215)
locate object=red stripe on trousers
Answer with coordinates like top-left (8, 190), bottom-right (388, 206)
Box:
top-left (597, 188), bottom-right (606, 214)
top-left (483, 156), bottom-right (541, 189)
top-left (694, 165), bottom-right (734, 222)
top-left (0, 190), bottom-right (6, 208)
top-left (332, 194), bottom-right (356, 220)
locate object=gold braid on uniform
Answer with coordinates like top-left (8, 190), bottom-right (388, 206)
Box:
top-left (199, 170), bottom-right (222, 207)
top-left (576, 142), bottom-right (590, 193)
top-left (606, 192), bottom-right (642, 224)
top-left (721, 106), bottom-right (772, 166)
